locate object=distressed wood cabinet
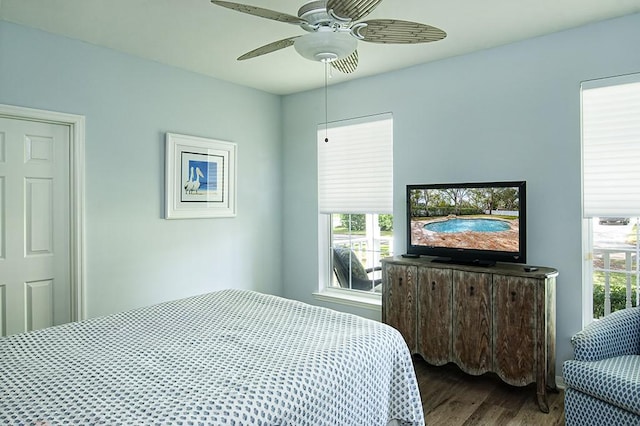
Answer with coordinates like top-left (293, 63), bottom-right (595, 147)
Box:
top-left (381, 256), bottom-right (558, 413)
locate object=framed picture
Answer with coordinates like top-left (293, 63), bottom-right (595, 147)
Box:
top-left (165, 132), bottom-right (237, 219)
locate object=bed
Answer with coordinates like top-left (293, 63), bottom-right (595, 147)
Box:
top-left (0, 289), bottom-right (424, 425)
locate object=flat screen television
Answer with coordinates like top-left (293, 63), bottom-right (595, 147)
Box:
top-left (406, 181), bottom-right (526, 266)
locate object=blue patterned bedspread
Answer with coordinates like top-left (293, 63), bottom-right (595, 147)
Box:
top-left (0, 289), bottom-right (423, 425)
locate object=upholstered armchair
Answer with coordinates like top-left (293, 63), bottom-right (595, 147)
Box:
top-left (563, 307), bottom-right (640, 425)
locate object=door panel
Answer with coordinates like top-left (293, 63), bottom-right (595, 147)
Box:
top-left (26, 279), bottom-right (54, 331)
top-left (0, 176), bottom-right (4, 260)
top-left (493, 274), bottom-right (537, 386)
top-left (26, 178), bottom-right (54, 255)
top-left (452, 270), bottom-right (492, 375)
top-left (417, 266), bottom-right (453, 365)
top-left (0, 117), bottom-right (71, 336)
top-left (383, 263), bottom-right (417, 352)
top-left (0, 285), bottom-right (5, 335)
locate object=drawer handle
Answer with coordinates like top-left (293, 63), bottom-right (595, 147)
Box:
top-left (399, 277), bottom-right (403, 287)
top-left (470, 286), bottom-right (475, 296)
top-left (511, 291), bottom-right (517, 302)
top-left (432, 281), bottom-right (436, 290)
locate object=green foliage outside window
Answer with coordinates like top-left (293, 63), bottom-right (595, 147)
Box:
top-left (340, 214), bottom-right (365, 231)
top-left (339, 214), bottom-right (393, 232)
top-left (592, 271), bottom-right (638, 318)
top-left (378, 214), bottom-right (393, 232)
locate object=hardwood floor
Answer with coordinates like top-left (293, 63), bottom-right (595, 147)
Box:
top-left (413, 357), bottom-right (566, 425)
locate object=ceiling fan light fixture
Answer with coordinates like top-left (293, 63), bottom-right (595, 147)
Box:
top-left (294, 30), bottom-right (357, 63)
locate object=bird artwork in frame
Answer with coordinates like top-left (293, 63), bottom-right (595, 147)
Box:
top-left (165, 132), bottom-right (237, 219)
top-left (181, 155), bottom-right (221, 201)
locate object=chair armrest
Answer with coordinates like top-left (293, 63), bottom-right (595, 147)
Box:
top-left (365, 266), bottom-right (382, 273)
top-left (571, 307), bottom-right (640, 361)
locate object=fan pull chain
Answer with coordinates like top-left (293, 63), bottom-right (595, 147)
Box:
top-left (324, 61), bottom-right (329, 143)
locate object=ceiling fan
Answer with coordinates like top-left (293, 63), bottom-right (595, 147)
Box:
top-left (210, 0), bottom-right (447, 74)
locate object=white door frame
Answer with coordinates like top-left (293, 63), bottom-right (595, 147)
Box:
top-left (0, 103), bottom-right (86, 321)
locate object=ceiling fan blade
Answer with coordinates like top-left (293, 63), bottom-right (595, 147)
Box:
top-left (326, 0), bottom-right (383, 22)
top-left (331, 50), bottom-right (358, 74)
top-left (237, 36), bottom-right (300, 61)
top-left (211, 1), bottom-right (304, 25)
top-left (357, 19), bottom-right (447, 44)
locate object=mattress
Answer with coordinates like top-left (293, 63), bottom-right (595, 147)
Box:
top-left (0, 289), bottom-right (424, 425)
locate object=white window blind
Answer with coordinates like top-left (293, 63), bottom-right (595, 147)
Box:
top-left (318, 114), bottom-right (393, 214)
top-left (582, 74), bottom-right (640, 217)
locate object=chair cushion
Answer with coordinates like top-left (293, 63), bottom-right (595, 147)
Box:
top-left (334, 248), bottom-right (369, 281)
top-left (565, 388), bottom-right (640, 426)
top-left (563, 355), bottom-right (640, 416)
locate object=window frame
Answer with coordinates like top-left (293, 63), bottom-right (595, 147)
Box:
top-left (314, 113), bottom-right (393, 309)
top-left (581, 72), bottom-right (640, 325)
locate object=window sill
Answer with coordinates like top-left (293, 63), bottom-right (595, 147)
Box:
top-left (312, 288), bottom-right (382, 311)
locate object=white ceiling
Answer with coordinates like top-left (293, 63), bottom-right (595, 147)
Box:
top-left (2, 0), bottom-right (640, 95)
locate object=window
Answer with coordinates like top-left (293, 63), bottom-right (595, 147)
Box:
top-left (317, 114), bottom-right (393, 303)
top-left (582, 73), bottom-right (640, 322)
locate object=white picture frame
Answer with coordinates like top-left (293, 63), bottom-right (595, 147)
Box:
top-left (165, 132), bottom-right (237, 219)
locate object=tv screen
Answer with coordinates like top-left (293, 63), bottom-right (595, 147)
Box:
top-left (406, 181), bottom-right (526, 265)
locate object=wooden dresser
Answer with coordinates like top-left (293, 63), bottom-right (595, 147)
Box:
top-left (381, 255), bottom-right (558, 413)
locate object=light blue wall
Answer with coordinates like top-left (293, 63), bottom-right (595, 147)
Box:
top-left (3, 12), bottom-right (640, 372)
top-left (281, 13), bottom-right (640, 371)
top-left (0, 21), bottom-right (283, 317)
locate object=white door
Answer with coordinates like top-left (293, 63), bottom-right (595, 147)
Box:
top-left (0, 117), bottom-right (71, 336)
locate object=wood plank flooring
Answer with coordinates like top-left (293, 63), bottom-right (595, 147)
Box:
top-left (413, 357), bottom-right (565, 425)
